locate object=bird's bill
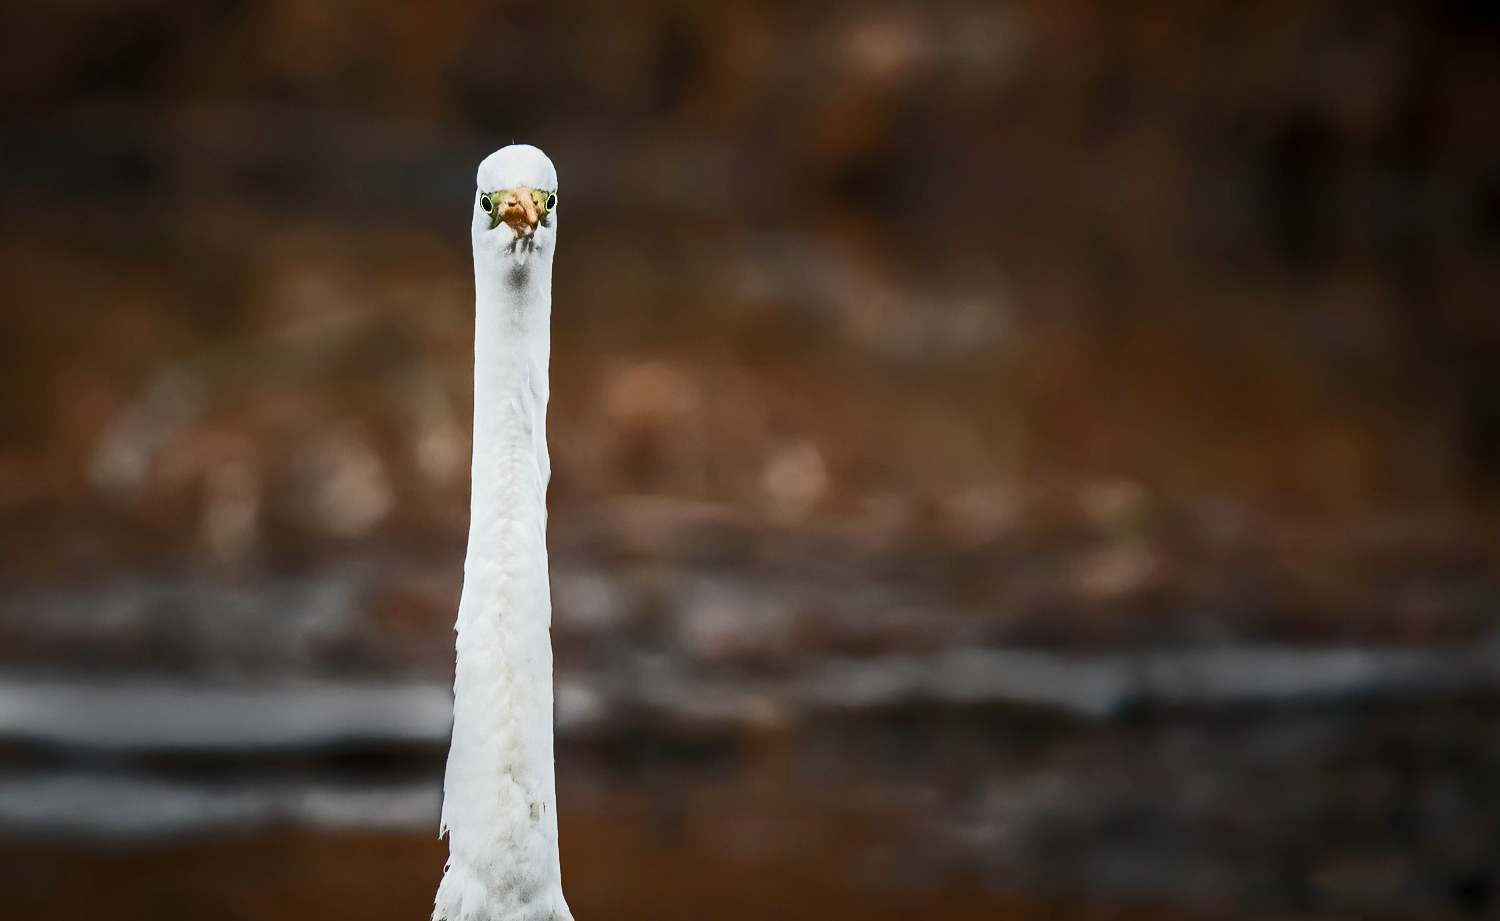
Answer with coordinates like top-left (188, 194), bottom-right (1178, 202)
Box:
top-left (497, 187), bottom-right (543, 239)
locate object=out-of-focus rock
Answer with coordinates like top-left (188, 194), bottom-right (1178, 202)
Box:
top-left (553, 568), bottom-right (629, 632)
top-left (202, 458), bottom-right (260, 564)
top-left (1080, 479), bottom-right (1150, 538)
top-left (941, 482), bottom-right (1022, 545)
top-left (90, 370), bottom-right (206, 496)
top-left (401, 368), bottom-right (467, 489)
top-left (292, 427), bottom-right (394, 538)
top-left (677, 576), bottom-right (790, 663)
top-left (844, 12), bottom-right (932, 81)
top-left (851, 492), bottom-right (914, 548)
top-left (603, 360), bottom-right (700, 429)
top-left (761, 442), bottom-right (829, 523)
top-left (600, 359), bottom-right (705, 494)
top-left (554, 679), bottom-right (608, 733)
top-left (1072, 542), bottom-right (1159, 602)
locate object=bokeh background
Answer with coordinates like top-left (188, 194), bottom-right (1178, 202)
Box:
top-left (2, 1), bottom-right (1499, 918)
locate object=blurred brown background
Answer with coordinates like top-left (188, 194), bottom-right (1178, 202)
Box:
top-left (1, 1), bottom-right (1499, 918)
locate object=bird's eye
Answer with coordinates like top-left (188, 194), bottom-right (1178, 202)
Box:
top-left (480, 195), bottom-right (492, 214)
top-left (545, 193), bottom-right (556, 211)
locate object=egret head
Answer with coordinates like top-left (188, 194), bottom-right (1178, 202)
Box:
top-left (474, 145), bottom-right (558, 261)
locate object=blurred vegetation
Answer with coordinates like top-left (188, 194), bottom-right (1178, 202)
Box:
top-left (2, 0), bottom-right (1498, 640)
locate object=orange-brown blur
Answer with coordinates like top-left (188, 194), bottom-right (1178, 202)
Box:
top-left (1, 2), bottom-right (1498, 919)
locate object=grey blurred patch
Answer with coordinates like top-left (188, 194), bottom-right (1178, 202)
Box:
top-left (0, 773), bottom-right (440, 840)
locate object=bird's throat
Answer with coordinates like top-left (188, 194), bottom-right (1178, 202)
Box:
top-left (435, 235), bottom-right (567, 921)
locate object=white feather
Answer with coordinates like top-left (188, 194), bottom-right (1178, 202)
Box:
top-left (434, 145), bottom-right (572, 921)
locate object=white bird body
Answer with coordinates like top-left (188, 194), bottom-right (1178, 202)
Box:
top-left (435, 145), bottom-right (572, 921)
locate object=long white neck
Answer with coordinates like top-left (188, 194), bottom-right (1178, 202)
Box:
top-left (435, 242), bottom-right (571, 921)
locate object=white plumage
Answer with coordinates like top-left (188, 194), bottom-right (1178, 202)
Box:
top-left (434, 145), bottom-right (572, 921)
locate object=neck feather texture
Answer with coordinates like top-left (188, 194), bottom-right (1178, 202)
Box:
top-left (435, 243), bottom-right (571, 921)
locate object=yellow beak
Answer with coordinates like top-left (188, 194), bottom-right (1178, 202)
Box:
top-left (498, 187), bottom-right (541, 239)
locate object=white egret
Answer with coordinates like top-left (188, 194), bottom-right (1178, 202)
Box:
top-left (434, 144), bottom-right (572, 921)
